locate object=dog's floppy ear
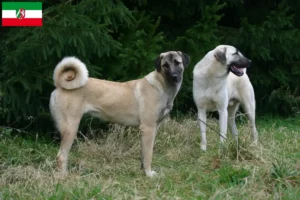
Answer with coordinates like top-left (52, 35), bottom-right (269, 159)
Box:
top-left (155, 55), bottom-right (162, 72)
top-left (214, 47), bottom-right (227, 64)
top-left (178, 51), bottom-right (190, 68)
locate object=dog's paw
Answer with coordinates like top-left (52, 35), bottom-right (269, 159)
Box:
top-left (145, 170), bottom-right (157, 177)
top-left (252, 140), bottom-right (258, 145)
top-left (200, 144), bottom-right (207, 151)
top-left (54, 170), bottom-right (68, 180)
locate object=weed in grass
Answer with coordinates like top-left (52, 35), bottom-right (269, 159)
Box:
top-left (270, 159), bottom-right (300, 188)
top-left (217, 165), bottom-right (250, 186)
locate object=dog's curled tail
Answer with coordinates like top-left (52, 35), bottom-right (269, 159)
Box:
top-left (53, 57), bottom-right (89, 90)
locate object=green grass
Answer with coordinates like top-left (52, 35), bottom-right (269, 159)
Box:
top-left (0, 115), bottom-right (300, 199)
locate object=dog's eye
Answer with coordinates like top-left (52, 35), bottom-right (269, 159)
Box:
top-left (232, 52), bottom-right (238, 56)
top-left (163, 63), bottom-right (169, 68)
top-left (174, 60), bottom-right (181, 65)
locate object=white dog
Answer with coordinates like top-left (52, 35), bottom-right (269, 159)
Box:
top-left (193, 45), bottom-right (258, 150)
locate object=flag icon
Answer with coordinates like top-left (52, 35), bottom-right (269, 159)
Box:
top-left (2, 2), bottom-right (42, 27)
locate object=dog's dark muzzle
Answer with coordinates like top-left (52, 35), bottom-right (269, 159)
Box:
top-left (229, 59), bottom-right (251, 77)
top-left (171, 73), bottom-right (181, 82)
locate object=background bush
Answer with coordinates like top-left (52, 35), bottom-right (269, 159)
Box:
top-left (0, 0), bottom-right (299, 131)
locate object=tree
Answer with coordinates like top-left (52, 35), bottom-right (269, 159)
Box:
top-left (1, 0), bottom-right (299, 131)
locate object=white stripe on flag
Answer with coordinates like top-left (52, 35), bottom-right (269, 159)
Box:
top-left (2, 10), bottom-right (42, 18)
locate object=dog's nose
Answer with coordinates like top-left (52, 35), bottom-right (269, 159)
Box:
top-left (171, 73), bottom-right (180, 82)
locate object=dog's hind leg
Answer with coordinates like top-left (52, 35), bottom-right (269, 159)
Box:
top-left (242, 103), bottom-right (258, 145)
top-left (197, 108), bottom-right (207, 151)
top-left (56, 115), bottom-right (82, 173)
top-left (240, 90), bottom-right (258, 145)
top-left (218, 108), bottom-right (228, 144)
top-left (228, 101), bottom-right (240, 139)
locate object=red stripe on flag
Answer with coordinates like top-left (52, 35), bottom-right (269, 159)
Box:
top-left (2, 18), bottom-right (42, 26)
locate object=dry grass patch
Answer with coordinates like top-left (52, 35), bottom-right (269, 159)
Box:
top-left (0, 116), bottom-right (300, 199)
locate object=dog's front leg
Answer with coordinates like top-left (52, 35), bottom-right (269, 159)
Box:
top-left (218, 109), bottom-right (228, 143)
top-left (140, 123), bottom-right (157, 177)
top-left (198, 108), bottom-right (207, 151)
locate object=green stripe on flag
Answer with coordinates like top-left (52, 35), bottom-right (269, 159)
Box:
top-left (16, 10), bottom-right (21, 18)
top-left (2, 2), bottom-right (42, 10)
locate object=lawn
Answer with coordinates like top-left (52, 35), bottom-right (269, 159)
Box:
top-left (0, 115), bottom-right (300, 199)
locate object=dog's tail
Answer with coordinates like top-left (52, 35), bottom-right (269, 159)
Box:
top-left (53, 57), bottom-right (89, 90)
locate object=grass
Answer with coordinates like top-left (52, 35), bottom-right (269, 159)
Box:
top-left (0, 115), bottom-right (300, 199)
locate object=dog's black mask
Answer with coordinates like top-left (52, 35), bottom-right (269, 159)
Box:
top-left (154, 51), bottom-right (190, 83)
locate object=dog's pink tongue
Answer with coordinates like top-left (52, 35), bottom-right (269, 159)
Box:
top-left (233, 65), bottom-right (242, 73)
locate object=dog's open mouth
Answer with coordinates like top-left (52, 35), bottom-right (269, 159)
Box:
top-left (229, 65), bottom-right (245, 76)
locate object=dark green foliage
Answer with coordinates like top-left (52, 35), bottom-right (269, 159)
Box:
top-left (224, 3), bottom-right (300, 115)
top-left (0, 0), bottom-right (300, 131)
top-left (268, 87), bottom-right (300, 116)
top-left (110, 12), bottom-right (165, 80)
top-left (0, 0), bottom-right (133, 122)
top-left (171, 1), bottom-right (226, 114)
